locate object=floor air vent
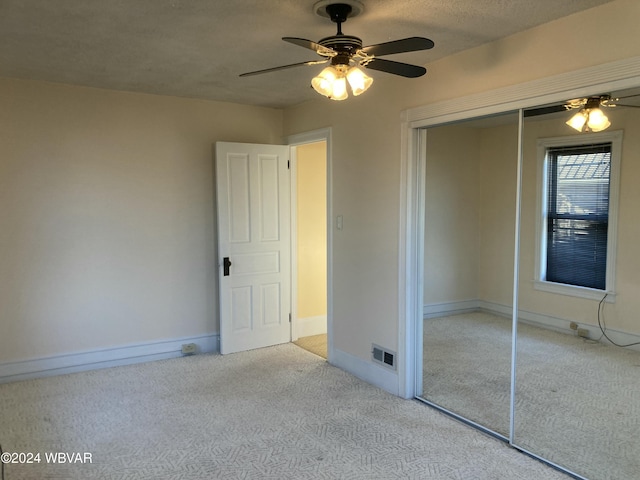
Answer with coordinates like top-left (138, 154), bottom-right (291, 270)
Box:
top-left (372, 344), bottom-right (396, 370)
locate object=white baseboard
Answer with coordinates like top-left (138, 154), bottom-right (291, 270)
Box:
top-left (478, 300), bottom-right (640, 352)
top-left (423, 299), bottom-right (480, 319)
top-left (0, 334), bottom-right (219, 384)
top-left (296, 315), bottom-right (327, 338)
top-left (424, 299), bottom-right (640, 351)
top-left (331, 347), bottom-right (399, 396)
top-left (477, 300), bottom-right (512, 319)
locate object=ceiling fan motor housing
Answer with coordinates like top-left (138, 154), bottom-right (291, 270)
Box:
top-left (319, 35), bottom-right (363, 65)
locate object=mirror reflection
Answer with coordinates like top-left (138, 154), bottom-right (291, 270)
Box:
top-left (421, 111), bottom-right (519, 437)
top-left (420, 88), bottom-right (640, 479)
top-left (515, 89), bottom-right (640, 479)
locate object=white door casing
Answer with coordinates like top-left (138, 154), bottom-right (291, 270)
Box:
top-left (215, 142), bottom-right (291, 354)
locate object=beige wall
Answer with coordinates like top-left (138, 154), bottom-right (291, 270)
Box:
top-left (477, 123), bottom-right (519, 306)
top-left (283, 0), bottom-right (640, 364)
top-left (0, 78), bottom-right (282, 362)
top-left (284, 94), bottom-right (405, 358)
top-left (425, 119), bottom-right (518, 309)
top-left (296, 141), bottom-right (327, 320)
top-left (424, 124), bottom-right (481, 304)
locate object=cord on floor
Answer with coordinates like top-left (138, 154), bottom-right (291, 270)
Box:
top-left (597, 293), bottom-right (640, 348)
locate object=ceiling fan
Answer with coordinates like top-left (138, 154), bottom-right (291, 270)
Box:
top-left (524, 93), bottom-right (640, 132)
top-left (239, 0), bottom-right (435, 100)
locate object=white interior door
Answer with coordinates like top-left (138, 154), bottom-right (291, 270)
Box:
top-left (215, 142), bottom-right (291, 354)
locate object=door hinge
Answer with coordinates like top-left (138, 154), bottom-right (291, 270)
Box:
top-left (287, 160), bottom-right (290, 169)
top-left (289, 313), bottom-right (291, 323)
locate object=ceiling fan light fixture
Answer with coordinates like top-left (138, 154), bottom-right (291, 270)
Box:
top-left (566, 107), bottom-right (611, 132)
top-left (346, 66), bottom-right (373, 96)
top-left (565, 95), bottom-right (612, 132)
top-left (311, 64), bottom-right (353, 100)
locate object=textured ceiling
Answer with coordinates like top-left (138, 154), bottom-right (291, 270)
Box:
top-left (0, 0), bottom-right (615, 109)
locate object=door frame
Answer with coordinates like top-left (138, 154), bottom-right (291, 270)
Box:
top-left (285, 128), bottom-right (333, 361)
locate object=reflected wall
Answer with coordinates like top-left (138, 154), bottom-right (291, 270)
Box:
top-left (422, 113), bottom-right (517, 437)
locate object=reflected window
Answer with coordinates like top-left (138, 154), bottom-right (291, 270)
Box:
top-left (545, 143), bottom-right (610, 289)
top-left (535, 131), bottom-right (622, 299)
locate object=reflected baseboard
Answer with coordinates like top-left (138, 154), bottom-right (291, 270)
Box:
top-left (481, 300), bottom-right (640, 352)
top-left (423, 300), bottom-right (479, 319)
top-left (423, 299), bottom-right (640, 352)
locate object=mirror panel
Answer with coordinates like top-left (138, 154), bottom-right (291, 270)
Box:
top-left (515, 90), bottom-right (640, 479)
top-left (421, 111), bottom-right (519, 437)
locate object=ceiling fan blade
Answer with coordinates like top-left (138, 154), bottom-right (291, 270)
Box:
top-left (613, 103), bottom-right (640, 108)
top-left (282, 37), bottom-right (336, 56)
top-left (360, 37), bottom-right (434, 57)
top-left (364, 58), bottom-right (426, 78)
top-left (239, 59), bottom-right (328, 77)
top-left (523, 104), bottom-right (567, 117)
top-left (616, 93), bottom-right (640, 100)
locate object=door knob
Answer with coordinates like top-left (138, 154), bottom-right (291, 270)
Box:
top-left (223, 257), bottom-right (232, 276)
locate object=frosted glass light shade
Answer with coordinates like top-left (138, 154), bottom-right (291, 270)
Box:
top-left (566, 111), bottom-right (588, 131)
top-left (311, 67), bottom-right (338, 98)
top-left (330, 76), bottom-right (348, 101)
top-left (346, 66), bottom-right (373, 96)
top-left (586, 108), bottom-right (611, 132)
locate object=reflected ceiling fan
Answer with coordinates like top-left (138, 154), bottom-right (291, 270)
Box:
top-left (525, 93), bottom-right (640, 132)
top-left (239, 0), bottom-right (435, 100)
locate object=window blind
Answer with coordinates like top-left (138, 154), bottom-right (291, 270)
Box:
top-left (546, 143), bottom-right (611, 290)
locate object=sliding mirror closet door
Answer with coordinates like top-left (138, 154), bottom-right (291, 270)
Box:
top-left (420, 112), bottom-right (519, 437)
top-left (514, 92), bottom-right (640, 480)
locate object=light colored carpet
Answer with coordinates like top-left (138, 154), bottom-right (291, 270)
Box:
top-left (422, 312), bottom-right (640, 480)
top-left (423, 313), bottom-right (512, 436)
top-left (0, 343), bottom-right (569, 479)
top-left (294, 334), bottom-right (327, 359)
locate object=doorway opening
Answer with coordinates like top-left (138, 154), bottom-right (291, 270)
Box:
top-left (288, 130), bottom-right (331, 360)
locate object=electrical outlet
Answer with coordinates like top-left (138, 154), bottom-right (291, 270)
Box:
top-left (181, 343), bottom-right (197, 355)
top-left (577, 328), bottom-right (590, 339)
top-left (570, 322), bottom-right (578, 330)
